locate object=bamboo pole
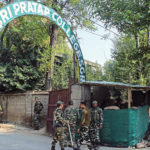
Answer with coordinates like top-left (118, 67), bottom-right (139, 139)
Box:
top-left (128, 88), bottom-right (132, 108)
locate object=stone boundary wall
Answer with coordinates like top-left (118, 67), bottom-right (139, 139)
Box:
top-left (0, 91), bottom-right (49, 127)
top-left (0, 85), bottom-right (91, 127)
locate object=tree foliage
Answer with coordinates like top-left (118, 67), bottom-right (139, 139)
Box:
top-left (86, 64), bottom-right (102, 81)
top-left (90, 0), bottom-right (150, 86)
top-left (91, 0), bottom-right (150, 34)
top-left (103, 33), bottom-right (150, 86)
top-left (0, 16), bottom-right (48, 91)
top-left (0, 0), bottom-right (97, 92)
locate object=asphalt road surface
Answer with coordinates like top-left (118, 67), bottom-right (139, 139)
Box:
top-left (0, 128), bottom-right (150, 150)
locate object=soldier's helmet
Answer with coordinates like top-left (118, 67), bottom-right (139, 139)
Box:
top-left (35, 96), bottom-right (39, 101)
top-left (92, 100), bottom-right (98, 104)
top-left (56, 100), bottom-right (64, 104)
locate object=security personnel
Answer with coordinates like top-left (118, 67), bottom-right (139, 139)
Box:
top-left (51, 101), bottom-right (69, 150)
top-left (33, 96), bottom-right (44, 130)
top-left (34, 97), bottom-right (44, 114)
top-left (90, 100), bottom-right (103, 149)
top-left (0, 103), bottom-right (3, 123)
top-left (77, 101), bottom-right (91, 147)
top-left (64, 100), bottom-right (79, 148)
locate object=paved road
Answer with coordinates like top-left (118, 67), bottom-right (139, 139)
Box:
top-left (0, 130), bottom-right (150, 150)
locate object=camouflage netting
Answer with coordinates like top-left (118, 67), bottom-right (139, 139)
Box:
top-left (100, 105), bottom-right (149, 147)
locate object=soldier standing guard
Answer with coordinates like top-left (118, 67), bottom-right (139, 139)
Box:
top-left (77, 101), bottom-right (91, 149)
top-left (33, 96), bottom-right (44, 130)
top-left (0, 102), bottom-right (3, 123)
top-left (64, 100), bottom-right (79, 149)
top-left (51, 101), bottom-right (69, 150)
top-left (90, 100), bottom-right (103, 149)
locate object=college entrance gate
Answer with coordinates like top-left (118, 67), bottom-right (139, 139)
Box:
top-left (0, 1), bottom-right (86, 132)
top-left (0, 1), bottom-right (86, 82)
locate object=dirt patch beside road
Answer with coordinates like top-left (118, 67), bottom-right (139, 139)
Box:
top-left (0, 124), bottom-right (15, 133)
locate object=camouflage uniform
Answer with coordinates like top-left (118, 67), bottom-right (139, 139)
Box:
top-left (64, 105), bottom-right (79, 146)
top-left (52, 107), bottom-right (66, 149)
top-left (90, 106), bottom-right (103, 145)
top-left (0, 104), bottom-right (3, 123)
top-left (78, 107), bottom-right (91, 145)
top-left (34, 101), bottom-right (44, 114)
top-left (33, 101), bottom-right (44, 129)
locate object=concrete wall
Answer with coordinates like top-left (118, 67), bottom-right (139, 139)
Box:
top-left (0, 84), bottom-right (91, 126)
top-left (0, 91), bottom-right (49, 126)
top-left (71, 84), bottom-right (91, 108)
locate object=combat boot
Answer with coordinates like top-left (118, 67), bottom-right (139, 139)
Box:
top-left (51, 146), bottom-right (55, 150)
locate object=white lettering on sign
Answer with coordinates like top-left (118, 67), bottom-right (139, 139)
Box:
top-left (52, 12), bottom-right (58, 22)
top-left (0, 9), bottom-right (9, 23)
top-left (57, 16), bottom-right (62, 26)
top-left (0, 20), bottom-right (3, 28)
top-left (70, 35), bottom-right (76, 44)
top-left (66, 28), bottom-right (70, 37)
top-left (37, 4), bottom-right (43, 15)
top-left (32, 3), bottom-right (37, 13)
top-left (76, 50), bottom-right (82, 58)
top-left (13, 2), bottom-right (50, 16)
top-left (80, 67), bottom-right (85, 74)
top-left (44, 7), bottom-right (50, 16)
top-left (74, 43), bottom-right (80, 51)
top-left (20, 2), bottom-right (27, 13)
top-left (13, 3), bottom-right (20, 15)
top-left (7, 7), bottom-right (12, 18)
top-left (28, 2), bottom-right (34, 13)
top-left (79, 59), bottom-right (84, 67)
top-left (62, 22), bottom-right (66, 32)
top-left (80, 75), bottom-right (85, 82)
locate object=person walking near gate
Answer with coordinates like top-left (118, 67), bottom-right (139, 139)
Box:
top-left (77, 101), bottom-right (91, 149)
top-left (64, 100), bottom-right (79, 149)
top-left (51, 100), bottom-right (69, 150)
top-left (90, 100), bottom-right (103, 149)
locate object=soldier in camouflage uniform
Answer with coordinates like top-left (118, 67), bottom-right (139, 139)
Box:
top-left (64, 100), bottom-right (79, 148)
top-left (90, 100), bottom-right (103, 149)
top-left (33, 97), bottom-right (44, 130)
top-left (0, 102), bottom-right (3, 123)
top-left (51, 101), bottom-right (69, 150)
top-left (77, 101), bottom-right (91, 149)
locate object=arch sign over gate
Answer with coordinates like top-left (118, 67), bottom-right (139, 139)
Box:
top-left (0, 1), bottom-right (86, 82)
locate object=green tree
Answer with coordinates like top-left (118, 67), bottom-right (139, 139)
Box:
top-left (0, 0), bottom-right (96, 91)
top-left (89, 0), bottom-right (150, 86)
top-left (91, 0), bottom-right (150, 34)
top-left (0, 16), bottom-right (49, 91)
top-left (86, 64), bottom-right (102, 81)
top-left (42, 0), bottom-right (95, 90)
top-left (90, 0), bottom-right (150, 51)
top-left (39, 34), bottom-right (75, 90)
top-left (103, 34), bottom-right (150, 86)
